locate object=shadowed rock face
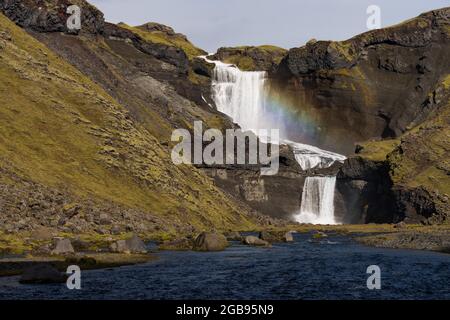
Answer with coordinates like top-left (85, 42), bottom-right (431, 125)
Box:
top-left (337, 74), bottom-right (450, 224)
top-left (272, 7), bottom-right (450, 154)
top-left (199, 143), bottom-right (344, 221)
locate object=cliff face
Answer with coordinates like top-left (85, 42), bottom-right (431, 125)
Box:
top-left (337, 74), bottom-right (450, 224)
top-left (272, 8), bottom-right (450, 154)
top-left (263, 7), bottom-right (450, 224)
top-left (209, 45), bottom-right (287, 72)
top-left (0, 0), bottom-right (105, 33)
top-left (0, 1), bottom-right (274, 236)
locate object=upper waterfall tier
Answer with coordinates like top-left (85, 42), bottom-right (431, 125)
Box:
top-left (201, 55), bottom-right (346, 170)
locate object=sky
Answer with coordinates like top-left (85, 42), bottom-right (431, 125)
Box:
top-left (90, 0), bottom-right (450, 52)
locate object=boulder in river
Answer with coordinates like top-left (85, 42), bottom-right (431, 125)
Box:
top-left (259, 231), bottom-right (294, 243)
top-left (19, 264), bottom-right (66, 284)
top-left (243, 236), bottom-right (271, 247)
top-left (110, 234), bottom-right (148, 254)
top-left (193, 232), bottom-right (228, 252)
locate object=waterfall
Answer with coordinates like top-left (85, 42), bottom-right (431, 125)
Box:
top-left (285, 140), bottom-right (347, 171)
top-left (294, 176), bottom-right (338, 225)
top-left (213, 64), bottom-right (267, 133)
top-left (201, 55), bottom-right (345, 225)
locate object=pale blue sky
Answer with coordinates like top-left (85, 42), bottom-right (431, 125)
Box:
top-left (91, 0), bottom-right (450, 52)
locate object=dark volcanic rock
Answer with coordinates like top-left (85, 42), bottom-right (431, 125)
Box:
top-left (103, 22), bottom-right (189, 73)
top-left (210, 46), bottom-right (287, 72)
top-left (137, 22), bottom-right (188, 41)
top-left (337, 70), bottom-right (450, 225)
top-left (336, 157), bottom-right (398, 224)
top-left (19, 264), bottom-right (66, 284)
top-left (272, 8), bottom-right (450, 154)
top-left (0, 0), bottom-right (105, 34)
top-left (337, 156), bottom-right (446, 224)
top-left (358, 231), bottom-right (450, 252)
top-left (191, 56), bottom-right (215, 78)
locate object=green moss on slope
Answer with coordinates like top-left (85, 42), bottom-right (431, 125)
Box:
top-left (214, 45), bottom-right (287, 71)
top-left (0, 13), bottom-right (257, 232)
top-left (358, 74), bottom-right (450, 198)
top-left (119, 22), bottom-right (206, 60)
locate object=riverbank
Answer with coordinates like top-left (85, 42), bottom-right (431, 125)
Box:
top-left (290, 223), bottom-right (450, 254)
top-left (0, 231), bottom-right (157, 277)
top-left (1, 232), bottom-right (448, 300)
top-left (0, 253), bottom-right (154, 277)
top-left (1, 223), bottom-right (448, 278)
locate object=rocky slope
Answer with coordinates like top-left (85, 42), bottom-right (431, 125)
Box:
top-left (0, 1), bottom-right (274, 237)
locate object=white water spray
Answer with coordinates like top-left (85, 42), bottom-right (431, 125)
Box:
top-left (294, 176), bottom-right (338, 225)
top-left (213, 63), bottom-right (267, 133)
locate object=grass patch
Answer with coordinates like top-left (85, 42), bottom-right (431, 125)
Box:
top-left (119, 23), bottom-right (206, 59)
top-left (357, 139), bottom-right (400, 162)
top-left (0, 12), bottom-right (258, 233)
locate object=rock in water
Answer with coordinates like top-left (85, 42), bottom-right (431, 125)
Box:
top-left (243, 236), bottom-right (271, 247)
top-left (110, 235), bottom-right (147, 254)
top-left (51, 239), bottom-right (75, 255)
top-left (285, 232), bottom-right (294, 242)
top-left (259, 231), bottom-right (294, 243)
top-left (19, 264), bottom-right (66, 284)
top-left (193, 233), bottom-right (228, 252)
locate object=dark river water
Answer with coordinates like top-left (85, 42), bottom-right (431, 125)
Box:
top-left (0, 233), bottom-right (449, 300)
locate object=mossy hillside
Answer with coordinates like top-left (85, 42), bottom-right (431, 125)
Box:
top-left (70, 32), bottom-right (223, 142)
top-left (357, 139), bottom-right (400, 162)
top-left (357, 74), bottom-right (450, 198)
top-left (0, 13), bottom-right (257, 232)
top-left (118, 23), bottom-right (206, 60)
